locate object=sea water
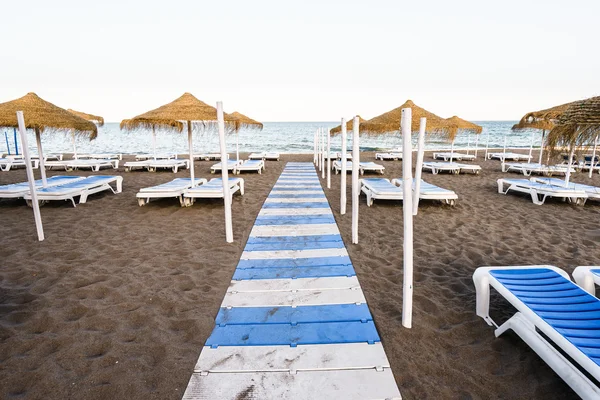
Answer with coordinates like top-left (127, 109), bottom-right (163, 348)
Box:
top-left (1, 121), bottom-right (542, 156)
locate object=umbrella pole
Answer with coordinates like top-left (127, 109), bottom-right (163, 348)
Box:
top-left (217, 102), bottom-right (233, 243)
top-left (236, 130), bottom-right (239, 162)
top-left (450, 140), bottom-right (454, 163)
top-left (474, 134), bottom-right (479, 158)
top-left (5, 130), bottom-right (11, 155)
top-left (401, 107), bottom-right (413, 329)
top-left (187, 121), bottom-right (194, 185)
top-left (340, 119), bottom-right (347, 215)
top-left (590, 136), bottom-right (598, 179)
top-left (502, 134), bottom-right (507, 166)
top-left (484, 128), bottom-right (490, 159)
top-left (326, 129), bottom-right (331, 189)
top-left (35, 128), bottom-right (48, 187)
top-left (466, 132), bottom-right (470, 155)
top-left (72, 130), bottom-right (78, 159)
top-left (539, 130), bottom-right (545, 165)
top-left (351, 117), bottom-right (360, 244)
top-left (14, 128), bottom-right (19, 155)
top-left (152, 126), bottom-right (157, 160)
top-left (313, 130), bottom-right (317, 165)
top-left (317, 128), bottom-right (321, 170)
top-left (413, 117), bottom-right (426, 215)
top-left (528, 130), bottom-right (534, 160)
top-left (17, 112), bottom-right (44, 241)
top-left (321, 129), bottom-right (326, 179)
top-left (565, 146), bottom-right (575, 188)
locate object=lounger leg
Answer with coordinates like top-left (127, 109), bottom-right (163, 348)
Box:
top-left (138, 198), bottom-right (146, 206)
top-left (79, 190), bottom-right (89, 204)
top-left (239, 179), bottom-right (245, 195)
top-left (472, 269), bottom-right (494, 326)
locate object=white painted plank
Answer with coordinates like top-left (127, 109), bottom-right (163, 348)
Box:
top-left (270, 190), bottom-right (323, 195)
top-left (259, 208), bottom-right (332, 216)
top-left (265, 198), bottom-right (328, 203)
top-left (241, 248), bottom-right (348, 260)
top-left (250, 224), bottom-right (339, 237)
top-left (222, 287), bottom-right (365, 307)
top-left (194, 342), bottom-right (390, 373)
top-left (182, 368), bottom-right (401, 400)
top-left (228, 276), bottom-right (360, 293)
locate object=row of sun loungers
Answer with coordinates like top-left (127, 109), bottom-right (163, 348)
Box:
top-left (332, 160), bottom-right (385, 175)
top-left (497, 178), bottom-right (595, 205)
top-left (422, 161), bottom-right (481, 175)
top-left (0, 157), bottom-right (39, 171)
top-left (136, 177), bottom-right (244, 206)
top-left (474, 265), bottom-right (600, 399)
top-left (487, 152), bottom-right (532, 161)
top-left (248, 152), bottom-right (280, 161)
top-left (359, 178), bottom-right (458, 206)
top-left (433, 152), bottom-right (476, 161)
top-left (501, 162), bottom-right (574, 176)
top-left (375, 152), bottom-right (402, 161)
top-left (0, 175), bottom-right (122, 207)
top-left (46, 159), bottom-right (120, 172)
top-left (124, 159), bottom-right (189, 172)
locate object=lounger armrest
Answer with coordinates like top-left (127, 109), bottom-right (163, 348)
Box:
top-left (390, 179), bottom-right (400, 186)
top-left (573, 266), bottom-right (599, 296)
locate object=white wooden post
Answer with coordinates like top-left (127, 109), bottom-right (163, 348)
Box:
top-left (589, 136), bottom-right (598, 179)
top-left (484, 128), bottom-right (491, 159)
top-left (317, 128), bottom-right (322, 170)
top-left (413, 117), bottom-right (426, 215)
top-left (449, 139), bottom-right (455, 163)
top-left (539, 130), bottom-right (545, 165)
top-left (351, 116), bottom-right (360, 244)
top-left (217, 102), bottom-right (233, 243)
top-left (474, 133), bottom-right (479, 158)
top-left (466, 132), bottom-right (471, 155)
top-left (34, 128), bottom-right (47, 187)
top-left (17, 111), bottom-right (44, 241)
top-left (314, 130), bottom-right (318, 165)
top-left (152, 126), bottom-right (157, 159)
top-left (321, 128), bottom-right (326, 179)
top-left (502, 134), bottom-right (507, 166)
top-left (236, 130), bottom-right (240, 162)
top-left (401, 107), bottom-right (413, 329)
top-left (528, 130), bottom-right (535, 160)
top-left (187, 121), bottom-right (195, 185)
top-left (340, 118), bottom-right (347, 215)
top-left (565, 146), bottom-right (575, 188)
top-left (71, 130), bottom-right (78, 159)
top-left (326, 129), bottom-right (331, 188)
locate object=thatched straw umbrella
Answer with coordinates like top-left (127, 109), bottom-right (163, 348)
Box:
top-left (511, 100), bottom-right (582, 164)
top-left (360, 100), bottom-right (449, 134)
top-left (120, 92), bottom-right (237, 183)
top-left (547, 96), bottom-right (600, 185)
top-left (330, 116), bottom-right (367, 134)
top-left (227, 111), bottom-right (263, 161)
top-left (442, 116), bottom-right (482, 161)
top-left (67, 109), bottom-right (104, 158)
top-left (0, 92), bottom-right (97, 186)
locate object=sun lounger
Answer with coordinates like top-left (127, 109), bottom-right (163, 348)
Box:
top-left (124, 160), bottom-right (151, 172)
top-left (474, 265), bottom-right (600, 399)
top-left (502, 162), bottom-right (574, 176)
top-left (75, 153), bottom-right (122, 160)
top-left (45, 159), bottom-right (119, 171)
top-left (433, 152), bottom-right (476, 161)
top-left (211, 160), bottom-right (243, 173)
top-left (23, 175), bottom-right (123, 207)
top-left (147, 159), bottom-right (189, 173)
top-left (497, 178), bottom-right (587, 205)
top-left (182, 177), bottom-right (244, 206)
top-left (375, 152), bottom-right (402, 161)
top-left (0, 157), bottom-right (39, 171)
top-left (264, 152), bottom-right (280, 161)
top-left (135, 153), bottom-right (177, 161)
top-left (249, 152), bottom-right (265, 160)
top-left (423, 161), bottom-right (481, 175)
top-left (233, 159), bottom-right (265, 174)
top-left (580, 155), bottom-right (600, 173)
top-left (391, 178), bottom-right (458, 206)
top-left (487, 152), bottom-right (532, 161)
top-left (530, 178), bottom-right (600, 201)
top-left (0, 176), bottom-right (85, 199)
top-left (573, 266), bottom-right (600, 297)
top-left (137, 177), bottom-right (207, 206)
top-left (7, 154), bottom-right (63, 161)
top-left (360, 178), bottom-right (403, 206)
top-left (332, 160), bottom-right (384, 175)
top-left (336, 152), bottom-right (352, 160)
top-left (204, 153), bottom-right (230, 161)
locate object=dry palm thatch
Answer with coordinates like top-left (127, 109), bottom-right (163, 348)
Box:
top-left (67, 109), bottom-right (104, 126)
top-left (546, 96), bottom-right (600, 154)
top-left (228, 111), bottom-right (263, 130)
top-left (330, 116), bottom-right (367, 134)
top-left (512, 100), bottom-right (581, 131)
top-left (120, 92), bottom-right (236, 133)
top-left (360, 100), bottom-right (449, 135)
top-left (444, 116), bottom-right (482, 141)
top-left (0, 92), bottom-right (98, 138)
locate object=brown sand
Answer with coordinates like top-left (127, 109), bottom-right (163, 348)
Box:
top-left (1, 152), bottom-right (598, 399)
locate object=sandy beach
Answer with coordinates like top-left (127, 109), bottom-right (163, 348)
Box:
top-left (1, 152), bottom-right (599, 399)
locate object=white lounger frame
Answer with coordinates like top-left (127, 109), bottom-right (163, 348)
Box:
top-left (137, 178), bottom-right (207, 206)
top-left (46, 159), bottom-right (119, 172)
top-left (1, 158), bottom-right (40, 171)
top-left (487, 152), bottom-right (532, 161)
top-left (375, 152), bottom-right (402, 161)
top-left (211, 160), bottom-right (243, 173)
top-left (474, 265), bottom-right (600, 400)
top-left (497, 178), bottom-right (587, 205)
top-left (147, 159), bottom-right (189, 173)
top-left (573, 266), bottom-right (600, 296)
top-left (502, 162), bottom-right (574, 176)
top-left (233, 160), bottom-right (265, 174)
top-left (432, 152), bottom-right (476, 161)
top-left (75, 153), bottom-right (122, 160)
top-left (135, 153), bottom-right (177, 161)
top-left (24, 176), bottom-right (123, 207)
top-left (423, 162), bottom-right (481, 175)
top-left (360, 178), bottom-right (403, 206)
top-left (390, 179), bottom-right (457, 206)
top-left (182, 178), bottom-right (245, 206)
top-left (333, 160), bottom-right (384, 175)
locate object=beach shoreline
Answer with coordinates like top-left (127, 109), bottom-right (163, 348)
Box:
top-left (1, 152), bottom-right (597, 399)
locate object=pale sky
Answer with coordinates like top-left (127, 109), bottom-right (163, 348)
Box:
top-left (2, 0), bottom-right (598, 122)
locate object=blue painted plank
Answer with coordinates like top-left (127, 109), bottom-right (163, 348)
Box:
top-left (244, 235), bottom-right (345, 251)
top-left (270, 186), bottom-right (321, 191)
top-left (268, 194), bottom-right (326, 199)
top-left (247, 234), bottom-right (343, 244)
top-left (232, 265), bottom-right (356, 280)
top-left (262, 202), bottom-right (329, 209)
top-left (254, 216), bottom-right (335, 225)
top-left (237, 256), bottom-right (353, 269)
top-left (206, 321), bottom-right (380, 347)
top-left (216, 304), bottom-right (373, 326)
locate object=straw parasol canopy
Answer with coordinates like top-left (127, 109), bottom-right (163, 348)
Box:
top-left (547, 96), bottom-right (600, 152)
top-left (444, 116), bottom-right (482, 141)
top-left (511, 100), bottom-right (582, 131)
top-left (67, 109), bottom-right (104, 126)
top-left (0, 92), bottom-right (98, 138)
top-left (360, 100), bottom-right (449, 135)
top-left (228, 111), bottom-right (263, 130)
top-left (120, 92), bottom-right (236, 132)
top-left (331, 116), bottom-right (367, 134)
